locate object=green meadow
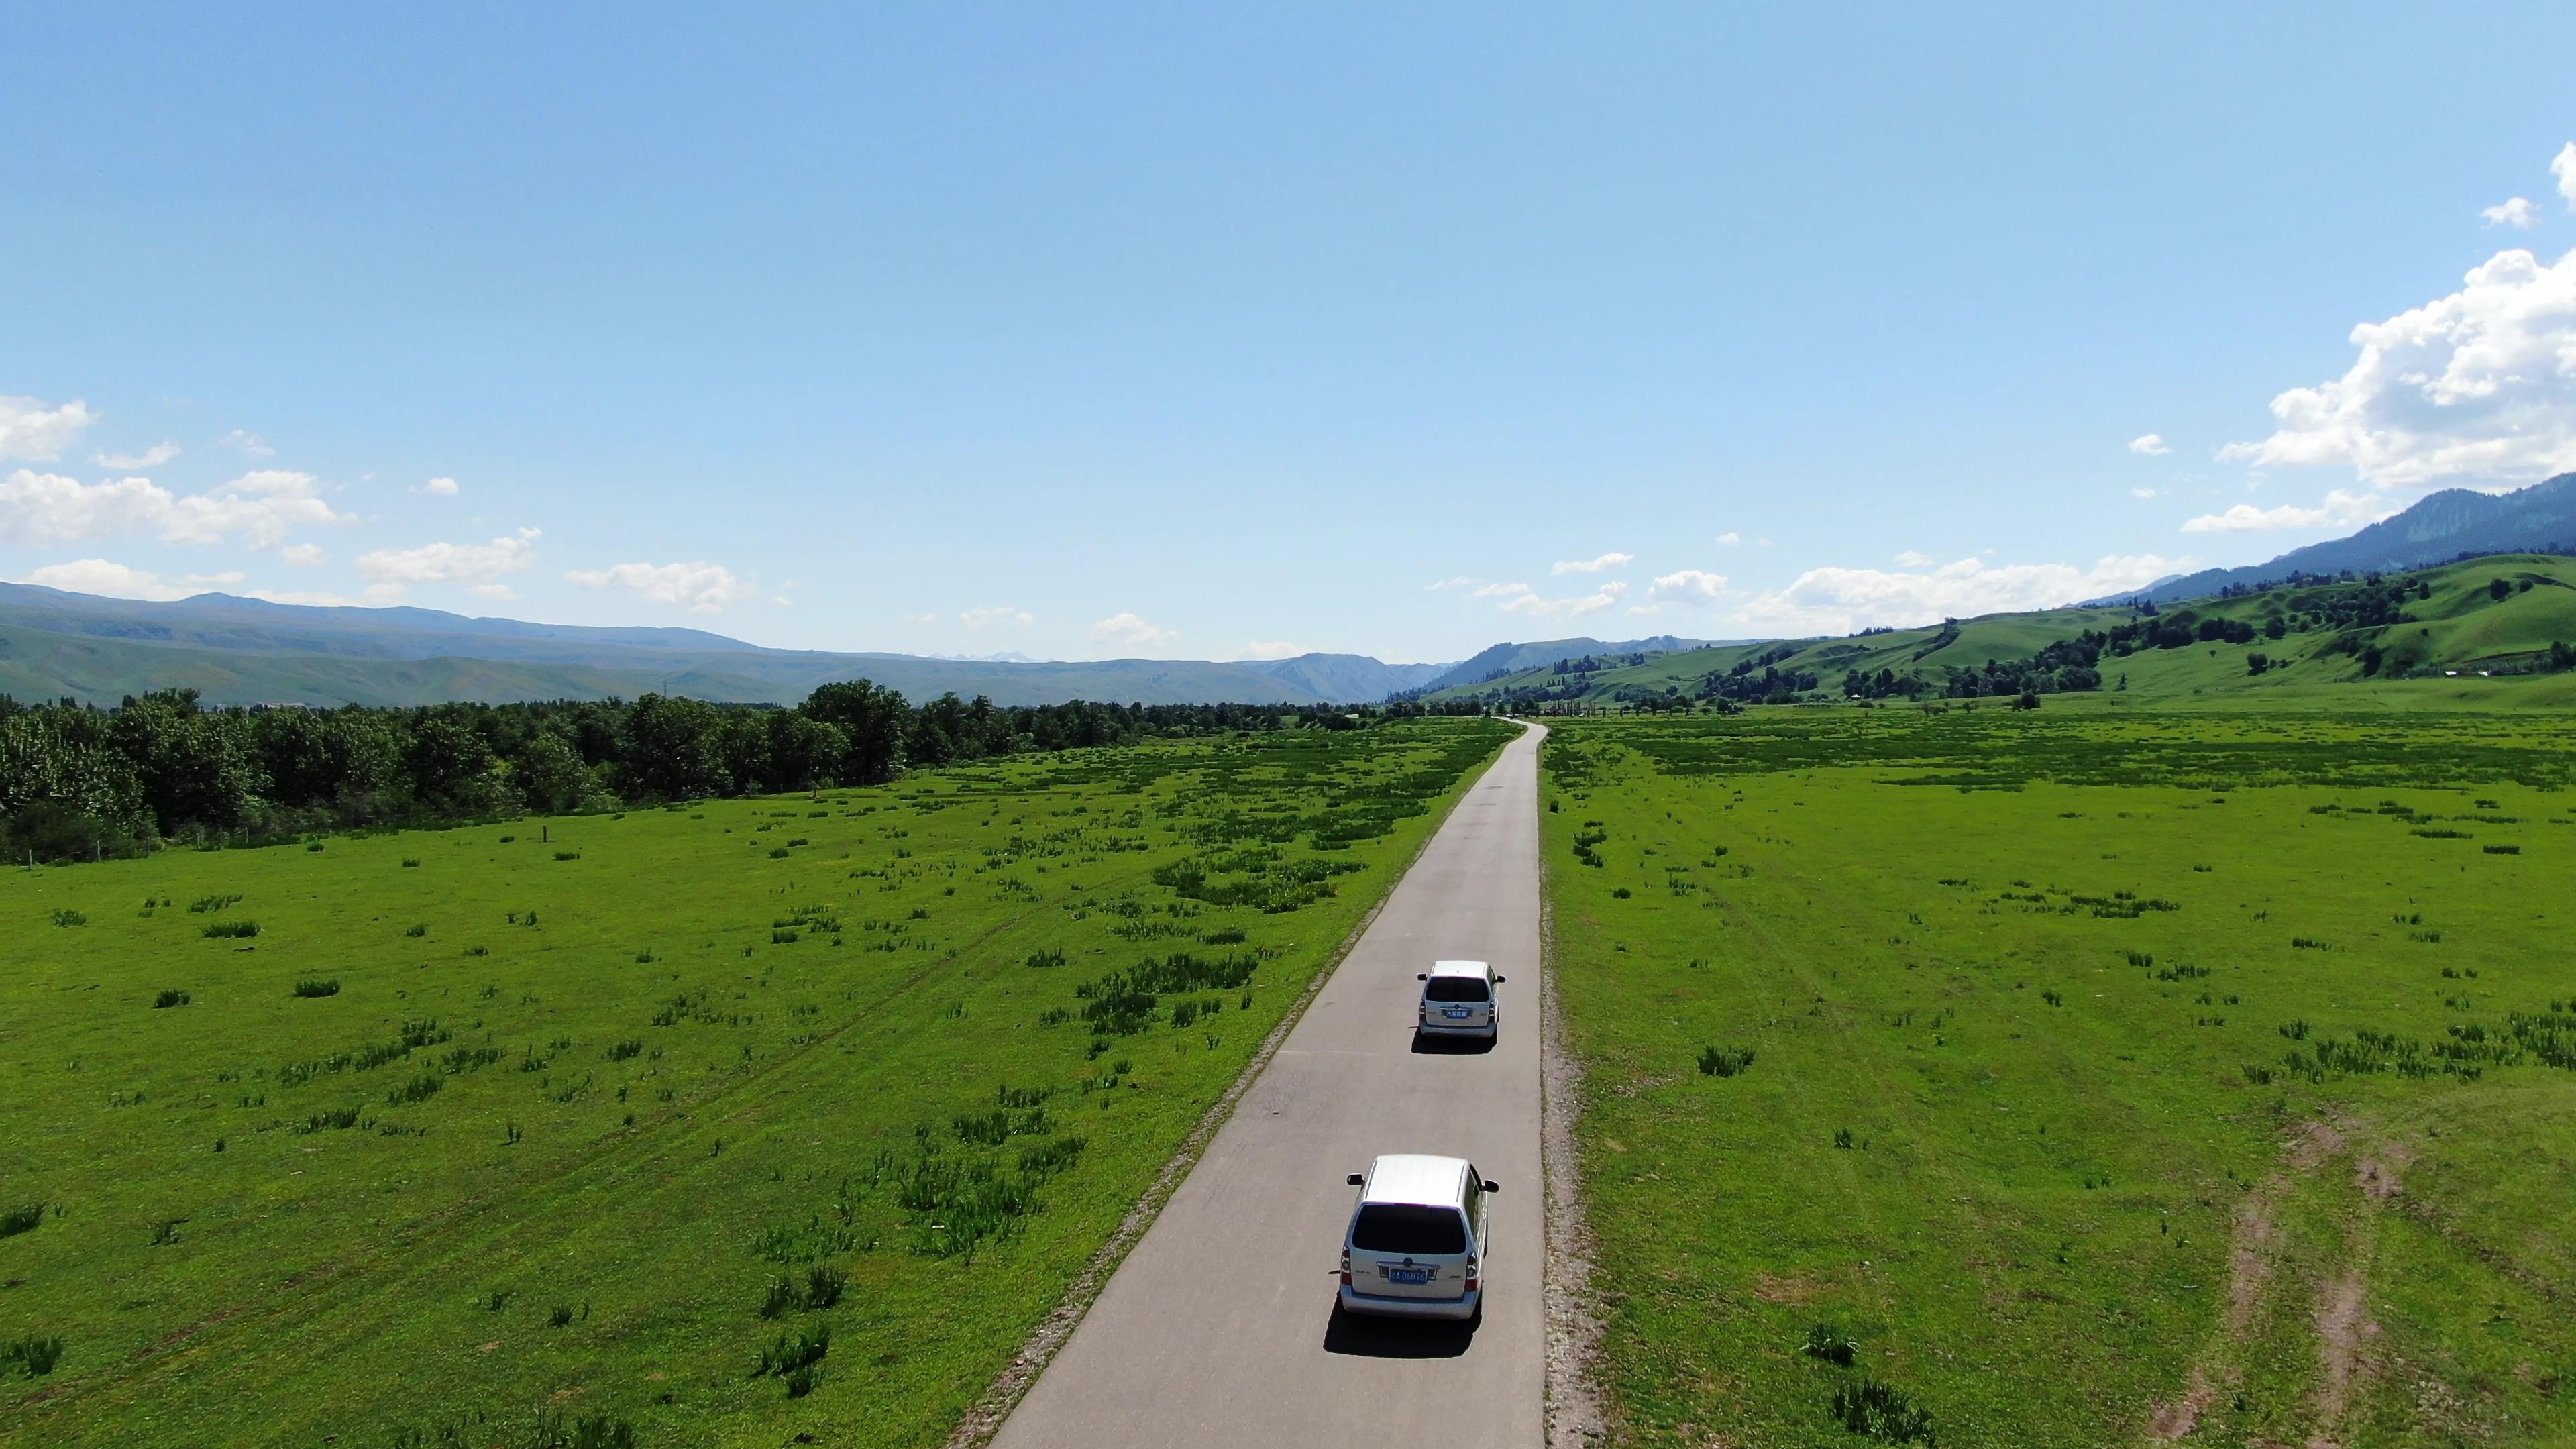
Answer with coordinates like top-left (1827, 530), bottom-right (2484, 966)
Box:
top-left (0, 719), bottom-right (1513, 1448)
top-left (1544, 708), bottom-right (2576, 1447)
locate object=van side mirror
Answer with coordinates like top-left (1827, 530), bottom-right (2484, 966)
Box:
top-left (1481, 1179), bottom-right (1501, 1193)
top-left (1495, 975), bottom-right (1507, 983)
top-left (1346, 1173), bottom-right (1365, 1186)
top-left (1416, 973), bottom-right (1428, 980)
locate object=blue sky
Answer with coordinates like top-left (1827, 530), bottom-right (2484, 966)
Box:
top-left (6, 3), bottom-right (2575, 664)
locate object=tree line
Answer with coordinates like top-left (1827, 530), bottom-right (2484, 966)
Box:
top-left (0, 685), bottom-right (1477, 862)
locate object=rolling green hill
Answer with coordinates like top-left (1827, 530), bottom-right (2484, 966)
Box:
top-left (1431, 554), bottom-right (2576, 710)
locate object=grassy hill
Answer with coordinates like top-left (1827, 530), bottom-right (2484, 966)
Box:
top-left (1432, 554), bottom-right (2576, 710)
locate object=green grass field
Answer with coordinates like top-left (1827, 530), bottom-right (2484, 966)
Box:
top-left (0, 719), bottom-right (1513, 1447)
top-left (1543, 708), bottom-right (2576, 1446)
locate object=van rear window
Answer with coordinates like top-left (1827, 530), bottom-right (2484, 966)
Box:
top-left (1352, 1203), bottom-right (1468, 1256)
top-left (1424, 977), bottom-right (1489, 1003)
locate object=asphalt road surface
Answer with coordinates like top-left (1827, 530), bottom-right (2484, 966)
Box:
top-left (989, 722), bottom-right (1548, 1449)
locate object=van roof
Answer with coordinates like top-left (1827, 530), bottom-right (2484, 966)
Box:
top-left (1428, 959), bottom-right (1490, 979)
top-left (1362, 1153), bottom-right (1470, 1208)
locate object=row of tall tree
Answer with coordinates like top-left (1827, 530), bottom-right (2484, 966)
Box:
top-left (0, 686), bottom-right (1469, 862)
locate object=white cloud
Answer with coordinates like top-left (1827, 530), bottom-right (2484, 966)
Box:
top-left (358, 529), bottom-right (539, 595)
top-left (0, 397), bottom-right (98, 462)
top-left (2218, 246), bottom-right (2576, 488)
top-left (421, 476), bottom-right (460, 496)
top-left (566, 559), bottom-right (748, 612)
top-left (1893, 550), bottom-right (1936, 568)
top-left (1714, 531), bottom-right (1741, 547)
top-left (221, 429), bottom-right (276, 459)
top-left (2131, 486), bottom-right (2159, 500)
top-left (2180, 488), bottom-right (2390, 533)
top-left (1474, 580), bottom-right (1629, 619)
top-left (96, 441), bottom-right (180, 470)
top-left (0, 467), bottom-right (347, 549)
top-left (772, 596), bottom-right (792, 607)
top-left (280, 543), bottom-right (325, 566)
top-left (2481, 196), bottom-right (2540, 230)
top-left (1647, 569), bottom-right (1729, 604)
top-left (1728, 554), bottom-right (2188, 637)
top-left (1090, 612), bottom-right (1178, 650)
top-left (1424, 576), bottom-right (1481, 591)
top-left (2128, 433), bottom-right (2171, 456)
top-left (1230, 641), bottom-right (1306, 660)
top-left (1551, 551), bottom-right (1634, 575)
top-left (13, 558), bottom-right (187, 600)
top-left (2556, 142), bottom-right (2576, 209)
top-left (959, 604), bottom-right (1034, 629)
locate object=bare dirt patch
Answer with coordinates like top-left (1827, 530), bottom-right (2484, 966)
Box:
top-left (2149, 1116), bottom-right (2397, 1446)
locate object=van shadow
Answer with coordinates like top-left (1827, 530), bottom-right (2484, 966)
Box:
top-left (1321, 1303), bottom-right (1479, 1358)
top-left (1407, 1031), bottom-right (1497, 1057)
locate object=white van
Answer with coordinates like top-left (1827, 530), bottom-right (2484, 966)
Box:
top-left (1416, 959), bottom-right (1504, 1040)
top-left (1337, 1152), bottom-right (1497, 1320)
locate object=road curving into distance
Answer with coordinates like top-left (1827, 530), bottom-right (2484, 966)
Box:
top-left (988, 721), bottom-right (1548, 1449)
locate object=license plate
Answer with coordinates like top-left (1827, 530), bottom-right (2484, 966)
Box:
top-left (1443, 1008), bottom-right (1473, 1019)
top-left (1384, 1267), bottom-right (1431, 1284)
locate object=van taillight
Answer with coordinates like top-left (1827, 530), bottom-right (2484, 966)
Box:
top-left (1464, 1254), bottom-right (1478, 1292)
top-left (1339, 1250), bottom-right (1351, 1287)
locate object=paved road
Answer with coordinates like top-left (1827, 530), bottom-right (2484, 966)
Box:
top-left (990, 722), bottom-right (1547, 1449)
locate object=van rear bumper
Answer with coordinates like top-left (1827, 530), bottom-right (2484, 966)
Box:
top-left (1413, 1018), bottom-right (1497, 1038)
top-left (1338, 1283), bottom-right (1481, 1320)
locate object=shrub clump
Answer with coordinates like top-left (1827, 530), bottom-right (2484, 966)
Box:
top-left (1802, 1322), bottom-right (1858, 1366)
top-left (1828, 1375), bottom-right (1936, 1443)
top-left (1698, 1044), bottom-right (1756, 1077)
top-left (292, 977), bottom-right (341, 998)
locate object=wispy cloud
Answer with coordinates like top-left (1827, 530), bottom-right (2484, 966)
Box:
top-left (1551, 551), bottom-right (1634, 575)
top-left (566, 559), bottom-right (747, 612)
top-left (221, 429), bottom-right (276, 460)
top-left (358, 529), bottom-right (541, 596)
top-left (96, 441), bottom-right (180, 470)
top-left (2180, 489), bottom-right (2387, 533)
top-left (2481, 196), bottom-right (2539, 229)
top-left (2128, 433), bottom-right (2171, 456)
top-left (1474, 580), bottom-right (1629, 619)
top-left (0, 396), bottom-right (98, 462)
top-left (959, 604), bottom-right (1034, 628)
top-left (1091, 612), bottom-right (1178, 649)
top-left (1728, 554), bottom-right (2188, 637)
top-left (1228, 640), bottom-right (1305, 660)
top-left (419, 476), bottom-right (460, 496)
top-left (0, 467), bottom-right (349, 549)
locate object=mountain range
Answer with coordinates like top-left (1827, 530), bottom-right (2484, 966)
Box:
top-left (2108, 472), bottom-right (2576, 606)
top-left (7, 474), bottom-right (2572, 709)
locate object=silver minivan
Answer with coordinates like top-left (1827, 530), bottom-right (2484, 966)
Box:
top-left (1415, 958), bottom-right (1504, 1040)
top-left (1337, 1152), bottom-right (1498, 1320)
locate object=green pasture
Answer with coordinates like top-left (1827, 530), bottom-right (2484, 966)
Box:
top-left (0, 719), bottom-right (1513, 1447)
top-left (1544, 708), bottom-right (2576, 1447)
